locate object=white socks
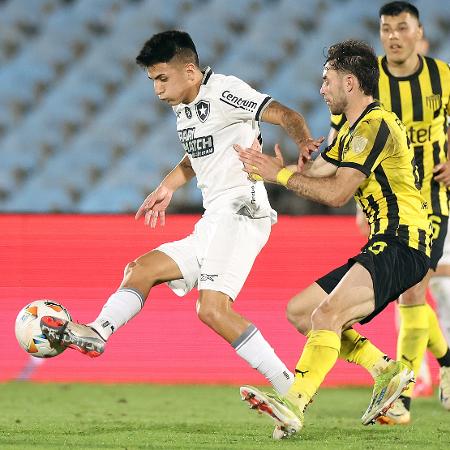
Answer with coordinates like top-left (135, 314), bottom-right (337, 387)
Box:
top-left (233, 324), bottom-right (294, 395)
top-left (89, 288), bottom-right (144, 340)
top-left (429, 277), bottom-right (450, 343)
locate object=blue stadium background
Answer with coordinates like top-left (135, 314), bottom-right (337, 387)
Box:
top-left (1, 0), bottom-right (448, 214)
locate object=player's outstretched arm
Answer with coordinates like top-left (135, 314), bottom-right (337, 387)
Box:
top-left (260, 100), bottom-right (324, 171)
top-left (135, 154), bottom-right (195, 228)
top-left (236, 144), bottom-right (365, 207)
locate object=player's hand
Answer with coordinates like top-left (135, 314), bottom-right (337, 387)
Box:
top-left (297, 136), bottom-right (325, 171)
top-left (135, 185), bottom-right (174, 228)
top-left (234, 143), bottom-right (285, 183)
top-left (433, 161), bottom-right (450, 186)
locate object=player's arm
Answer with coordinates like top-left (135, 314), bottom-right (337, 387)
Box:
top-left (135, 154), bottom-right (195, 228)
top-left (298, 154), bottom-right (338, 178)
top-left (160, 154), bottom-right (195, 191)
top-left (432, 122), bottom-right (450, 186)
top-left (236, 144), bottom-right (364, 207)
top-left (284, 166), bottom-right (365, 207)
top-left (261, 100), bottom-right (324, 169)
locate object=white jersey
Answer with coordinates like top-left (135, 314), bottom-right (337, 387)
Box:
top-left (173, 67), bottom-right (277, 223)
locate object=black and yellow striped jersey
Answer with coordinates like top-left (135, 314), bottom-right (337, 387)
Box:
top-left (324, 102), bottom-right (431, 256)
top-left (331, 55), bottom-right (450, 216)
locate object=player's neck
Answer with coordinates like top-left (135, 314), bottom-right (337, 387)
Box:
top-left (345, 96), bottom-right (374, 127)
top-left (183, 70), bottom-right (204, 104)
top-left (385, 53), bottom-right (421, 77)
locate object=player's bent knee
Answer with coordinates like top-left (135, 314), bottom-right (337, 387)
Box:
top-left (123, 258), bottom-right (158, 286)
top-left (286, 305), bottom-right (310, 334)
top-left (196, 301), bottom-right (223, 327)
top-left (124, 261), bottom-right (137, 276)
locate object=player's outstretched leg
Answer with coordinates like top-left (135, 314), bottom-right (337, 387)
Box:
top-left (240, 386), bottom-right (303, 439)
top-left (40, 316), bottom-right (106, 358)
top-left (361, 360), bottom-right (414, 425)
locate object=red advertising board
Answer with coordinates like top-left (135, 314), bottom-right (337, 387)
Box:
top-left (0, 214), bottom-right (440, 385)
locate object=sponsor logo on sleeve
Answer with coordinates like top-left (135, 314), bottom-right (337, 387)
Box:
top-left (220, 90), bottom-right (257, 111)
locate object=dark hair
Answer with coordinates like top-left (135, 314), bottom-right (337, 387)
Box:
top-left (325, 39), bottom-right (379, 96)
top-left (379, 1), bottom-right (420, 21)
top-left (136, 30), bottom-right (199, 68)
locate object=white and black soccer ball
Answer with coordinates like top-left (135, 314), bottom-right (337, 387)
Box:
top-left (15, 300), bottom-right (72, 358)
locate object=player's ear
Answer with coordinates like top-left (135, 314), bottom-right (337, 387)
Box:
top-left (185, 62), bottom-right (196, 81)
top-left (345, 74), bottom-right (354, 93)
top-left (417, 23), bottom-right (424, 41)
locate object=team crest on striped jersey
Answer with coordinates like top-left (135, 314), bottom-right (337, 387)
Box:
top-left (426, 94), bottom-right (441, 111)
top-left (351, 135), bottom-right (368, 154)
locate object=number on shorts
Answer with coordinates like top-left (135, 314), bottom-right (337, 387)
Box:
top-left (368, 241), bottom-right (388, 255)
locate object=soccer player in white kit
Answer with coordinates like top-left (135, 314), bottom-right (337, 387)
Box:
top-left (40, 30), bottom-right (323, 397)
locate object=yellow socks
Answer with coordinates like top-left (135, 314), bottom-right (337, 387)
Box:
top-left (339, 329), bottom-right (388, 377)
top-left (290, 330), bottom-right (340, 409)
top-left (397, 304), bottom-right (429, 397)
top-left (426, 303), bottom-right (449, 359)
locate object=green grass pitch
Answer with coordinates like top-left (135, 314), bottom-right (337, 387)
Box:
top-left (0, 383), bottom-right (448, 449)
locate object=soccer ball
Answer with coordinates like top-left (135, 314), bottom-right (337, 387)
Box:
top-left (15, 300), bottom-right (72, 358)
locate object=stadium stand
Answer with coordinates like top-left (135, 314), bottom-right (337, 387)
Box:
top-left (0, 0), bottom-right (448, 213)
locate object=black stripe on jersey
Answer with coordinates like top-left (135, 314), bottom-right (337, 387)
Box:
top-left (410, 77), bottom-right (423, 122)
top-left (425, 57), bottom-right (442, 119)
top-left (339, 161), bottom-right (370, 177)
top-left (414, 146), bottom-right (424, 190)
top-left (417, 228), bottom-right (427, 253)
top-left (363, 119), bottom-right (390, 172)
top-left (397, 224), bottom-right (410, 244)
top-left (257, 133), bottom-right (262, 145)
top-left (430, 141), bottom-right (442, 215)
top-left (255, 96), bottom-right (272, 121)
top-left (388, 77), bottom-right (402, 118)
top-left (337, 136), bottom-right (346, 161)
top-left (366, 194), bottom-right (380, 234)
top-left (374, 165), bottom-right (400, 234)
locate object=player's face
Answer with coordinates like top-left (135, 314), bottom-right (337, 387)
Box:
top-left (147, 61), bottom-right (193, 106)
top-left (320, 65), bottom-right (347, 115)
top-left (380, 12), bottom-right (422, 64)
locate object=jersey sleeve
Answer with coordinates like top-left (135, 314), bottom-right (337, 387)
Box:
top-left (340, 118), bottom-right (390, 177)
top-left (218, 76), bottom-right (272, 122)
top-left (321, 141), bottom-right (340, 166)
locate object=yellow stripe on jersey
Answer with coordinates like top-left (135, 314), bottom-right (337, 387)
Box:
top-left (323, 103), bottom-right (432, 256)
top-left (331, 56), bottom-right (450, 217)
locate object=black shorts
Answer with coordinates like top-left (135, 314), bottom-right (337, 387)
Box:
top-left (315, 235), bottom-right (430, 325)
top-left (429, 214), bottom-right (448, 270)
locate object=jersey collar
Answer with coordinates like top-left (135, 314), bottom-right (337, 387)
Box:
top-left (202, 66), bottom-right (213, 85)
top-left (349, 101), bottom-right (380, 132)
top-left (380, 55), bottom-right (424, 81)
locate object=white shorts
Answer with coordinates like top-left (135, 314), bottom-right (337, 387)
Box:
top-left (157, 211), bottom-right (271, 300)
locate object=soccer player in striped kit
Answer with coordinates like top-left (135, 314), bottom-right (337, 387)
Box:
top-left (330, 1), bottom-right (450, 423)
